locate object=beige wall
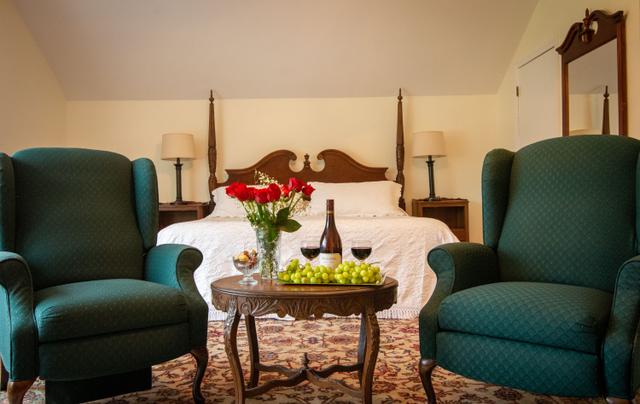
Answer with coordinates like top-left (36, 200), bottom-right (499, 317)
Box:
top-left (0, 0), bottom-right (66, 153)
top-left (66, 95), bottom-right (498, 242)
top-left (497, 0), bottom-right (640, 143)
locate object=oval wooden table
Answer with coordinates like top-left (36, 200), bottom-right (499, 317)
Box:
top-left (211, 275), bottom-right (398, 404)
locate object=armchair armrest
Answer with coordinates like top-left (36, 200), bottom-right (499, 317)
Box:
top-left (603, 255), bottom-right (640, 399)
top-left (144, 244), bottom-right (208, 347)
top-left (419, 242), bottom-right (499, 359)
top-left (0, 252), bottom-right (37, 381)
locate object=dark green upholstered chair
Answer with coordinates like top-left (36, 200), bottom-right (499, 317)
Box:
top-left (419, 135), bottom-right (640, 402)
top-left (0, 148), bottom-right (209, 404)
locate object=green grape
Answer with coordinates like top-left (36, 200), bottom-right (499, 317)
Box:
top-left (362, 276), bottom-right (370, 283)
top-left (322, 273), bottom-right (329, 281)
top-left (282, 273), bottom-right (290, 282)
top-left (309, 277), bottom-right (318, 284)
top-left (301, 277), bottom-right (309, 283)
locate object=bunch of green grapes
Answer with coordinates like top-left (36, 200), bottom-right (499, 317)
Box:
top-left (278, 259), bottom-right (382, 285)
top-left (334, 261), bottom-right (382, 284)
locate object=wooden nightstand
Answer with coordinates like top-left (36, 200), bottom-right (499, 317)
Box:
top-left (159, 202), bottom-right (209, 229)
top-left (411, 198), bottom-right (469, 241)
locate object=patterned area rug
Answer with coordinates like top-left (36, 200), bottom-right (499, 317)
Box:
top-left (5, 319), bottom-right (606, 403)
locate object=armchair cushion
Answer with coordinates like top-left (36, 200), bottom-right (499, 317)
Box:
top-left (439, 282), bottom-right (612, 354)
top-left (34, 279), bottom-right (188, 342)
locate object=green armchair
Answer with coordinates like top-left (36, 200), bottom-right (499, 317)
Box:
top-left (419, 135), bottom-right (640, 402)
top-left (0, 148), bottom-right (209, 403)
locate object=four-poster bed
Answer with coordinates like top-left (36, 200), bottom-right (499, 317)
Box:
top-left (206, 89), bottom-right (407, 209)
top-left (158, 90), bottom-right (457, 320)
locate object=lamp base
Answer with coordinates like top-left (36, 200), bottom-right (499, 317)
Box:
top-left (170, 199), bottom-right (186, 205)
top-left (425, 196), bottom-right (442, 201)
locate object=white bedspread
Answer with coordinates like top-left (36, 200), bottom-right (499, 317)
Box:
top-left (157, 215), bottom-right (457, 320)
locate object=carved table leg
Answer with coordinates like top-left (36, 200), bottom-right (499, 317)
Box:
top-left (245, 315), bottom-right (260, 388)
top-left (7, 379), bottom-right (35, 404)
top-left (224, 301), bottom-right (245, 403)
top-left (190, 346), bottom-right (208, 404)
top-left (360, 307), bottom-right (380, 404)
top-left (357, 313), bottom-right (367, 382)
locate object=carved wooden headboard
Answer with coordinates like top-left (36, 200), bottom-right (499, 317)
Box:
top-left (207, 90), bottom-right (406, 209)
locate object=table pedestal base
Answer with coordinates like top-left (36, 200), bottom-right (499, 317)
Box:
top-left (224, 309), bottom-right (380, 404)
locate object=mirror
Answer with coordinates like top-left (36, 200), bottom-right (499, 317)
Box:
top-left (556, 9), bottom-right (627, 136)
top-left (568, 40), bottom-right (618, 134)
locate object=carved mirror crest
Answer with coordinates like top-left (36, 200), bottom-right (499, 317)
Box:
top-left (556, 9), bottom-right (627, 136)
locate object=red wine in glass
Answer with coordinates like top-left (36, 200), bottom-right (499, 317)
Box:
top-left (351, 240), bottom-right (372, 262)
top-left (301, 247), bottom-right (320, 260)
top-left (301, 239), bottom-right (320, 262)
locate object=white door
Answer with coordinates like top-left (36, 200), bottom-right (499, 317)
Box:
top-left (516, 47), bottom-right (561, 148)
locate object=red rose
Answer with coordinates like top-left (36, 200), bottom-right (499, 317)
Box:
top-left (245, 187), bottom-right (257, 201)
top-left (254, 188), bottom-right (270, 204)
top-left (288, 177), bottom-right (305, 192)
top-left (281, 184), bottom-right (291, 197)
top-left (302, 184), bottom-right (315, 197)
top-left (225, 182), bottom-right (243, 198)
top-left (266, 183), bottom-right (281, 202)
top-left (237, 186), bottom-right (256, 202)
top-left (225, 182), bottom-right (255, 202)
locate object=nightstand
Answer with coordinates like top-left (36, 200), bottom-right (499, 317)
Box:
top-left (411, 198), bottom-right (469, 242)
top-left (159, 202), bottom-right (209, 229)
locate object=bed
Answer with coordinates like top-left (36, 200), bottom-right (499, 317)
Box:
top-left (158, 90), bottom-right (458, 320)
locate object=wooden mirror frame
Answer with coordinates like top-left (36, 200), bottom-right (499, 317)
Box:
top-left (556, 9), bottom-right (627, 136)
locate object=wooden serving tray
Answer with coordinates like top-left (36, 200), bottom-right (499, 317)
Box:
top-left (276, 275), bottom-right (387, 287)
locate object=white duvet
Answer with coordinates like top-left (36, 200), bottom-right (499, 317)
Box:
top-left (157, 215), bottom-right (457, 320)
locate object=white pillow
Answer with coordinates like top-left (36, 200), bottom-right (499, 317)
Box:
top-left (210, 186), bottom-right (246, 217)
top-left (308, 181), bottom-right (407, 217)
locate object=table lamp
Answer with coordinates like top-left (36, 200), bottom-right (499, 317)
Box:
top-left (412, 131), bottom-right (446, 200)
top-left (161, 133), bottom-right (195, 204)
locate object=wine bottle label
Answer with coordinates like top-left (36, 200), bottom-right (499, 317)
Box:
top-left (319, 253), bottom-right (341, 269)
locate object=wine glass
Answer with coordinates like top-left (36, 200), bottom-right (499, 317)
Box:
top-left (351, 239), bottom-right (372, 263)
top-left (233, 248), bottom-right (258, 285)
top-left (300, 238), bottom-right (320, 264)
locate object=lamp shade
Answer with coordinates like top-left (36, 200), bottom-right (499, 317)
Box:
top-left (412, 131), bottom-right (446, 158)
top-left (161, 133), bottom-right (195, 160)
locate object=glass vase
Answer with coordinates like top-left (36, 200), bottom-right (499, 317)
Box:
top-left (255, 226), bottom-right (281, 280)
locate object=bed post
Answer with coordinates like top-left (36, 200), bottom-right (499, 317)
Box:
top-left (395, 88), bottom-right (406, 210)
top-left (208, 90), bottom-right (217, 204)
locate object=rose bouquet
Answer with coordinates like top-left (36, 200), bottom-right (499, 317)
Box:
top-left (225, 172), bottom-right (314, 278)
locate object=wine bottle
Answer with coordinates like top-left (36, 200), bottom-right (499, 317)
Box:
top-left (319, 199), bottom-right (342, 269)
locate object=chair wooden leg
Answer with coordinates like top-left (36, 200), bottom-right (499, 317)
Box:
top-left (419, 358), bottom-right (437, 404)
top-left (190, 346), bottom-right (208, 404)
top-left (1, 358), bottom-right (8, 391)
top-left (7, 379), bottom-right (35, 404)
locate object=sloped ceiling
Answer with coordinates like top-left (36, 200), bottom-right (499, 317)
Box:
top-left (14, 0), bottom-right (538, 100)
